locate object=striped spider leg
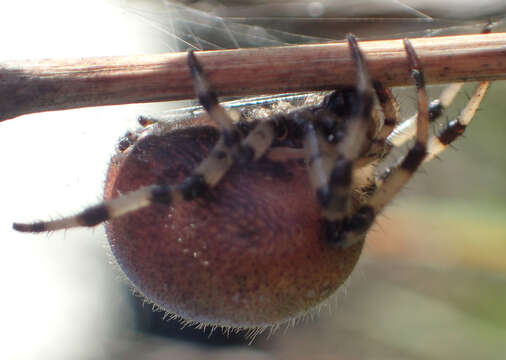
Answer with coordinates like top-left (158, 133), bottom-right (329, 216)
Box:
top-left (388, 21), bottom-right (494, 149)
top-left (332, 38), bottom-right (431, 248)
top-left (339, 43), bottom-right (491, 248)
top-left (12, 51), bottom-right (289, 233)
top-left (13, 35), bottom-right (491, 251)
top-left (11, 34), bottom-right (393, 249)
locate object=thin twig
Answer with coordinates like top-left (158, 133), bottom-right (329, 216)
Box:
top-left (1, 32), bottom-right (505, 122)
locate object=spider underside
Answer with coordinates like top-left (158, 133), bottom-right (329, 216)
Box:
top-left (14, 35), bottom-right (489, 248)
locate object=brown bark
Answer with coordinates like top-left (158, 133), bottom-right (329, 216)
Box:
top-left (1, 32), bottom-right (505, 121)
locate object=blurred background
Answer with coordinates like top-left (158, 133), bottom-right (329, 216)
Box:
top-left (0, 0), bottom-right (505, 359)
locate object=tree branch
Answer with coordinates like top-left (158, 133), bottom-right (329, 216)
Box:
top-left (1, 32), bottom-right (505, 122)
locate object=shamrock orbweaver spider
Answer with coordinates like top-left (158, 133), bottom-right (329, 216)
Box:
top-left (13, 34), bottom-right (489, 330)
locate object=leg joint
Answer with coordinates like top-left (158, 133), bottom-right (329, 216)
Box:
top-left (178, 174), bottom-right (210, 201)
top-left (438, 120), bottom-right (466, 145)
top-left (80, 204), bottom-right (110, 227)
top-left (401, 141), bottom-right (427, 172)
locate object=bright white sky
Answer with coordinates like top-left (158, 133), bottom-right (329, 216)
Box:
top-left (0, 1), bottom-right (168, 359)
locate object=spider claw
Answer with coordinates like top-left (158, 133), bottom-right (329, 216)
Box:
top-left (187, 49), bottom-right (202, 75)
top-left (13, 221), bottom-right (46, 233)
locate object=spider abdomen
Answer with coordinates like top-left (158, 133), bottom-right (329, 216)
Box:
top-left (104, 119), bottom-right (363, 328)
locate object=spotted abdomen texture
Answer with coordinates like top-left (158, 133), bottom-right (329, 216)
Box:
top-left (104, 122), bottom-right (363, 329)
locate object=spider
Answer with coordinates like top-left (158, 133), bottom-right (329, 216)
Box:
top-left (13, 34), bottom-right (489, 330)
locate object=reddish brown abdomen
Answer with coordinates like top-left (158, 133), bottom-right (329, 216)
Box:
top-left (104, 124), bottom-right (363, 328)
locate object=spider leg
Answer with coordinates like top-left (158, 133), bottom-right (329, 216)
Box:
top-left (371, 80), bottom-right (490, 185)
top-left (302, 111), bottom-right (339, 215)
top-left (424, 81), bottom-right (489, 163)
top-left (387, 82), bottom-right (463, 147)
top-left (303, 34), bottom-right (374, 244)
top-left (13, 120), bottom-right (283, 233)
top-left (233, 115), bottom-right (287, 164)
top-left (347, 81), bottom-right (489, 238)
top-left (388, 22), bottom-right (493, 148)
top-left (335, 39), bottom-right (430, 248)
top-left (357, 83), bottom-right (401, 167)
top-left (375, 82), bottom-right (401, 141)
top-left (13, 52), bottom-right (285, 233)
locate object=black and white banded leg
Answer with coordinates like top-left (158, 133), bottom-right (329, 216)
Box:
top-left (13, 51), bottom-right (285, 233)
top-left (425, 81), bottom-right (489, 163)
top-left (336, 39), bottom-right (430, 248)
top-left (387, 82), bottom-right (463, 147)
top-left (388, 22), bottom-right (493, 148)
top-left (304, 34), bottom-right (375, 245)
top-left (357, 82), bottom-right (401, 167)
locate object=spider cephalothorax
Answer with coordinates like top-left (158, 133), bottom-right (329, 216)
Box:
top-left (14, 35), bottom-right (489, 329)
